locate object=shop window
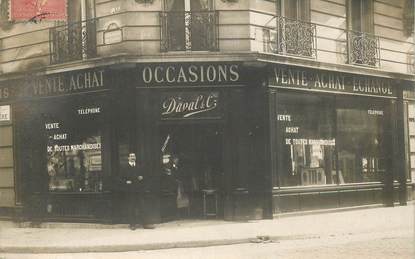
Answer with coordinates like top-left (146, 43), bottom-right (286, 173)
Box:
top-left (276, 93), bottom-right (336, 187)
top-left (0, 104), bottom-right (16, 206)
top-left (336, 99), bottom-right (390, 183)
top-left (43, 99), bottom-right (104, 193)
top-left (276, 93), bottom-right (391, 187)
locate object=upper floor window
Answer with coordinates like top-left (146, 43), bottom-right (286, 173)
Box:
top-left (266, 0), bottom-right (316, 58)
top-left (349, 0), bottom-right (374, 33)
top-left (347, 0), bottom-right (379, 67)
top-left (50, 0), bottom-right (97, 64)
top-left (278, 0), bottom-right (310, 21)
top-left (160, 0), bottom-right (218, 52)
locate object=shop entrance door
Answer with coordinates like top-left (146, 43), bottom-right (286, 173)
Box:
top-left (159, 123), bottom-right (223, 220)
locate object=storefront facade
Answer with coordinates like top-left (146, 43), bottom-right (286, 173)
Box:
top-left (0, 68), bottom-right (114, 222)
top-left (0, 62), bottom-right (271, 222)
top-left (0, 60), bottom-right (413, 223)
top-left (131, 63), bottom-right (268, 222)
top-left (266, 64), bottom-right (412, 214)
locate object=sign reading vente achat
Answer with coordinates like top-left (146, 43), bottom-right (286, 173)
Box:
top-left (161, 92), bottom-right (221, 119)
top-left (269, 65), bottom-right (396, 98)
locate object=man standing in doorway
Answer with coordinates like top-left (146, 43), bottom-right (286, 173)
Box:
top-left (122, 152), bottom-right (155, 230)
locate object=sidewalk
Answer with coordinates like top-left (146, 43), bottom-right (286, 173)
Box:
top-left (0, 204), bottom-right (413, 254)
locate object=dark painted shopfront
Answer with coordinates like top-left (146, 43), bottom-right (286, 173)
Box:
top-left (0, 62), bottom-right (269, 223)
top-left (0, 62), bottom-right (412, 223)
top-left (266, 64), bottom-right (412, 214)
top-left (131, 63), bottom-right (268, 222)
top-left (1, 68), bottom-right (115, 222)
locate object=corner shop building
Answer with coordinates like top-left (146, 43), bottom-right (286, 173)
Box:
top-left (0, 60), bottom-right (412, 223)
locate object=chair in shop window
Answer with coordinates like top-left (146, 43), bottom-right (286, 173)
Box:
top-left (201, 189), bottom-right (218, 218)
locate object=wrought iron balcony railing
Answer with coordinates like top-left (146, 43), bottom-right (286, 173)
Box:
top-left (160, 11), bottom-right (219, 52)
top-left (0, 11), bottom-right (413, 75)
top-left (262, 16), bottom-right (317, 58)
top-left (50, 20), bottom-right (97, 65)
top-left (347, 31), bottom-right (380, 67)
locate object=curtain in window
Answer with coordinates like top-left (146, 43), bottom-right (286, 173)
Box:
top-left (280, 0), bottom-right (310, 21)
top-left (164, 0), bottom-right (211, 11)
top-left (350, 0), bottom-right (373, 33)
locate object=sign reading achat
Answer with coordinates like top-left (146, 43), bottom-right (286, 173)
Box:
top-left (0, 69), bottom-right (105, 101)
top-left (161, 92), bottom-right (220, 119)
top-left (270, 66), bottom-right (396, 97)
top-left (140, 64), bottom-right (241, 86)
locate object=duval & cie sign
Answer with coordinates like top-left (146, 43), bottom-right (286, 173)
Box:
top-left (139, 63), bottom-right (241, 86)
top-left (161, 92), bottom-right (221, 119)
top-left (269, 65), bottom-right (396, 97)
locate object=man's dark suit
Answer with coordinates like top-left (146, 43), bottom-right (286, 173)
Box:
top-left (121, 163), bottom-right (149, 227)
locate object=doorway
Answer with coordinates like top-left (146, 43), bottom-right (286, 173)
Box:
top-left (159, 123), bottom-right (224, 220)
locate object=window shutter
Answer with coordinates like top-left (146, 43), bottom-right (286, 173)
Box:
top-left (403, 0), bottom-right (414, 37)
top-left (0, 0), bottom-right (12, 30)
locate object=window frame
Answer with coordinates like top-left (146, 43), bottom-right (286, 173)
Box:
top-left (347, 0), bottom-right (374, 33)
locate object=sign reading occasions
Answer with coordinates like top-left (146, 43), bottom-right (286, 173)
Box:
top-left (269, 66), bottom-right (396, 97)
top-left (140, 64), bottom-right (241, 86)
top-left (161, 92), bottom-right (220, 119)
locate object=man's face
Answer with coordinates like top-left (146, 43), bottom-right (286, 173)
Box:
top-left (128, 153), bottom-right (136, 163)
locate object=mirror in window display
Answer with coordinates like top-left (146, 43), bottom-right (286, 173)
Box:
top-left (336, 103), bottom-right (389, 183)
top-left (277, 94), bottom-right (337, 187)
top-left (45, 109), bottom-right (103, 193)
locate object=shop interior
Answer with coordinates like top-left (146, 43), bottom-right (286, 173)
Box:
top-left (159, 123), bottom-right (223, 220)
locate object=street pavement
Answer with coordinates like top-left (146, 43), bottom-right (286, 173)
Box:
top-left (0, 204), bottom-right (413, 257)
top-left (3, 228), bottom-right (410, 259)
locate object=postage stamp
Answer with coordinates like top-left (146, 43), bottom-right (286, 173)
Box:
top-left (9, 0), bottom-right (67, 21)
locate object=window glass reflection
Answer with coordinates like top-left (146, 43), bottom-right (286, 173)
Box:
top-left (336, 105), bottom-right (387, 183)
top-left (276, 93), bottom-right (391, 187)
top-left (44, 100), bottom-right (103, 193)
top-left (277, 94), bottom-right (336, 186)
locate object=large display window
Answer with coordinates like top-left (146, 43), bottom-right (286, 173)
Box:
top-left (42, 97), bottom-right (105, 193)
top-left (276, 92), bottom-right (391, 187)
top-left (336, 98), bottom-right (390, 183)
top-left (277, 93), bottom-right (336, 187)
